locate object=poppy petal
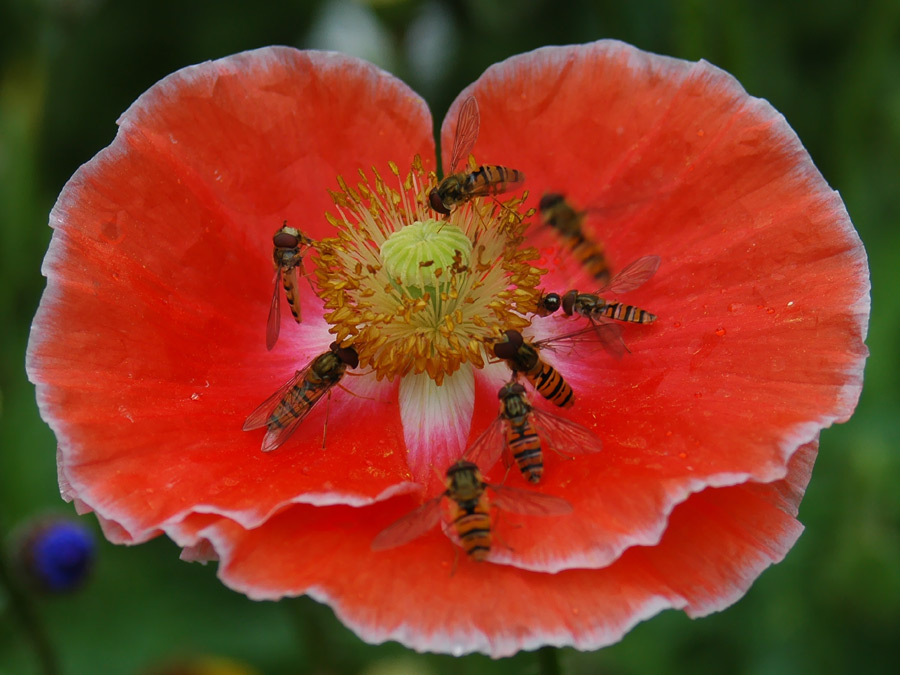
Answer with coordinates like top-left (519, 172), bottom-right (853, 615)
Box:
top-left (167, 440), bottom-right (815, 657)
top-left (433, 40), bottom-right (868, 569)
top-left (399, 368), bottom-right (475, 484)
top-left (27, 47), bottom-right (434, 542)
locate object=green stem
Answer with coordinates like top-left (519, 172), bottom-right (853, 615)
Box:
top-left (284, 596), bottom-right (333, 675)
top-left (0, 548), bottom-right (60, 675)
top-left (537, 646), bottom-right (561, 675)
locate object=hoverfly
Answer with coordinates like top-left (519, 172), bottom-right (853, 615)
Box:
top-left (539, 192), bottom-right (611, 284)
top-left (466, 381), bottom-right (603, 483)
top-left (371, 460), bottom-right (571, 561)
top-left (428, 96), bottom-right (525, 215)
top-left (536, 254), bottom-right (660, 358)
top-left (242, 343), bottom-right (358, 452)
top-left (267, 223), bottom-right (315, 351)
top-left (492, 329), bottom-right (576, 408)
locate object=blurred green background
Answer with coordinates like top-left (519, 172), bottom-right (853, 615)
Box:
top-left (1, 0), bottom-right (896, 673)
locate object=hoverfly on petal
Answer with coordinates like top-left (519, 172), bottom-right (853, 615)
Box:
top-left (537, 254), bottom-right (660, 358)
top-left (465, 381), bottom-right (603, 483)
top-left (428, 96), bottom-right (525, 216)
top-left (371, 460), bottom-right (571, 561)
top-left (267, 223), bottom-right (315, 350)
top-left (539, 192), bottom-right (612, 284)
top-left (491, 329), bottom-right (578, 408)
top-left (242, 343), bottom-right (358, 452)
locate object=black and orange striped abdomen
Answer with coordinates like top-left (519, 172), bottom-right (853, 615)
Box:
top-left (281, 268), bottom-right (302, 323)
top-left (505, 415), bottom-right (543, 482)
top-left (464, 165), bottom-right (525, 196)
top-left (597, 302), bottom-right (657, 324)
top-left (560, 231), bottom-right (610, 284)
top-left (449, 496), bottom-right (492, 561)
top-left (524, 360), bottom-right (574, 408)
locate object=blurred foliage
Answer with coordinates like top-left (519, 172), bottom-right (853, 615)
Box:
top-left (1, 0), bottom-right (898, 673)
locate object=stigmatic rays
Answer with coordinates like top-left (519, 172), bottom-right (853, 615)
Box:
top-left (242, 95), bottom-right (662, 565)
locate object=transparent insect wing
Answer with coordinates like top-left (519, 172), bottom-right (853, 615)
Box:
top-left (242, 366), bottom-right (312, 432)
top-left (589, 320), bottom-right (628, 360)
top-left (530, 407), bottom-right (604, 457)
top-left (536, 322), bottom-right (628, 360)
top-left (463, 415), bottom-right (508, 473)
top-left (448, 96), bottom-right (480, 173)
top-left (266, 267), bottom-right (283, 351)
top-left (258, 385), bottom-right (330, 453)
top-left (597, 254), bottom-right (661, 295)
top-left (371, 495), bottom-right (444, 551)
top-left (488, 484), bottom-right (573, 516)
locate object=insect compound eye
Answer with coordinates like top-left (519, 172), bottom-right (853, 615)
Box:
top-left (492, 329), bottom-right (523, 360)
top-left (542, 293), bottom-right (561, 313)
top-left (428, 188), bottom-right (451, 215)
top-left (538, 193), bottom-right (564, 213)
top-left (273, 231), bottom-right (300, 249)
top-left (510, 382), bottom-right (526, 396)
top-left (329, 343), bottom-right (360, 368)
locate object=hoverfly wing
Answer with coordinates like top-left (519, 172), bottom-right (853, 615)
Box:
top-left (371, 496), bottom-right (444, 551)
top-left (535, 320), bottom-right (627, 360)
top-left (266, 268), bottom-right (283, 351)
top-left (257, 379), bottom-right (334, 452)
top-left (447, 96), bottom-right (480, 173)
top-left (463, 415), bottom-right (508, 472)
top-left (488, 484), bottom-right (573, 516)
top-left (530, 408), bottom-right (603, 457)
top-left (596, 254), bottom-right (660, 295)
top-left (242, 367), bottom-right (309, 431)
top-left (588, 319), bottom-right (628, 360)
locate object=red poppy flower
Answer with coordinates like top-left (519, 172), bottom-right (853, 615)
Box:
top-left (28, 42), bottom-right (869, 656)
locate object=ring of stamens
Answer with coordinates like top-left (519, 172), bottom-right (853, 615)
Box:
top-left (313, 156), bottom-right (544, 386)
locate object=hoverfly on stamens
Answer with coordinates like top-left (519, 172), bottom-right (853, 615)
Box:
top-left (539, 192), bottom-right (611, 284)
top-left (242, 343), bottom-right (358, 452)
top-left (536, 254), bottom-right (660, 358)
top-left (267, 223), bottom-right (315, 351)
top-left (465, 381), bottom-right (603, 484)
top-left (428, 96), bottom-right (525, 216)
top-left (371, 460), bottom-right (571, 562)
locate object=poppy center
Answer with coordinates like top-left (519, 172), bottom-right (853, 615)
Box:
top-left (379, 219), bottom-right (472, 292)
top-left (313, 156), bottom-right (543, 385)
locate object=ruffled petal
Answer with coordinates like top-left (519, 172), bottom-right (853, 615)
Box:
top-left (437, 40), bottom-right (868, 569)
top-left (171, 440), bottom-right (815, 657)
top-left (27, 47), bottom-right (434, 542)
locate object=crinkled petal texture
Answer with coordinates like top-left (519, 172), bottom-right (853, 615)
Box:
top-left (171, 441), bottom-right (817, 657)
top-left (28, 48), bottom-right (436, 543)
top-left (452, 40), bottom-right (869, 572)
top-left (28, 41), bottom-right (869, 658)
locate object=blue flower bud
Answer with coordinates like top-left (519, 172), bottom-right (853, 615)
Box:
top-left (20, 520), bottom-right (95, 592)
